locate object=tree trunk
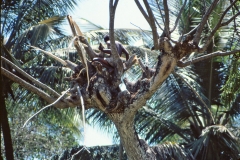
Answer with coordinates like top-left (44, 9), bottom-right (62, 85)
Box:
top-left (118, 141), bottom-right (123, 160)
top-left (111, 114), bottom-right (155, 160)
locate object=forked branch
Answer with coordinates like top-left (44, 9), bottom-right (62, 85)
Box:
top-left (200, 0), bottom-right (240, 52)
top-left (1, 56), bottom-right (60, 97)
top-left (1, 67), bottom-right (70, 108)
top-left (193, 0), bottom-right (219, 45)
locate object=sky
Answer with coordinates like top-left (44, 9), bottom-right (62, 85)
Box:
top-left (69, 0), bottom-right (151, 147)
top-left (83, 125), bottom-right (113, 147)
top-left (71, 0), bottom-right (151, 30)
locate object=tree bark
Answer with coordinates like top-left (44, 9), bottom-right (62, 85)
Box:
top-left (110, 113), bottom-right (155, 160)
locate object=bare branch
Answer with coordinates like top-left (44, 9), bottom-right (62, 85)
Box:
top-left (1, 67), bottom-right (70, 108)
top-left (177, 50), bottom-right (240, 67)
top-left (230, 0), bottom-right (240, 12)
top-left (200, 0), bottom-right (239, 52)
top-left (138, 58), bottom-right (146, 72)
top-left (92, 92), bottom-right (107, 112)
top-left (1, 56), bottom-right (60, 97)
top-left (109, 0), bottom-right (120, 59)
top-left (156, 0), bottom-right (165, 26)
top-left (113, 0), bottom-right (119, 8)
top-left (30, 46), bottom-right (77, 71)
top-left (221, 11), bottom-right (240, 26)
top-left (79, 36), bottom-right (98, 60)
top-left (67, 16), bottom-right (98, 60)
top-left (162, 0), bottom-right (170, 37)
top-left (155, 18), bottom-right (164, 32)
top-left (127, 54), bottom-right (177, 116)
top-left (135, 0), bottom-right (160, 48)
top-left (193, 0), bottom-right (219, 45)
top-left (30, 46), bottom-right (67, 65)
top-left (170, 0), bottom-right (187, 33)
top-left (134, 0), bottom-right (150, 24)
top-left (142, 0), bottom-right (159, 50)
top-left (109, 0), bottom-right (124, 77)
top-left (22, 88), bottom-right (71, 128)
top-left (67, 15), bottom-right (77, 36)
top-left (182, 24), bottom-right (199, 38)
top-left (74, 39), bottom-right (90, 91)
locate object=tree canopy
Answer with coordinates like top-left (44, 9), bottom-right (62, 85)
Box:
top-left (1, 0), bottom-right (240, 160)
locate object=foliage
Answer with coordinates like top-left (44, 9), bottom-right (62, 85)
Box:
top-left (2, 0), bottom-right (240, 159)
top-left (1, 86), bottom-right (80, 159)
top-left (51, 145), bottom-right (127, 160)
top-left (1, 0), bottom-right (82, 159)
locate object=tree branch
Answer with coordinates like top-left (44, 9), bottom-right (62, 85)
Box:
top-left (109, 0), bottom-right (120, 60)
top-left (193, 0), bottom-right (219, 45)
top-left (162, 0), bottom-right (170, 38)
top-left (22, 88), bottom-right (70, 128)
top-left (1, 56), bottom-right (60, 98)
top-left (134, 0), bottom-right (150, 24)
top-left (1, 94), bottom-right (14, 159)
top-left (177, 50), bottom-right (240, 67)
top-left (170, 0), bottom-right (187, 33)
top-left (156, 0), bottom-right (165, 30)
top-left (221, 11), bottom-right (240, 27)
top-left (142, 0), bottom-right (159, 50)
top-left (67, 15), bottom-right (98, 60)
top-left (125, 54), bottom-right (177, 118)
top-left (1, 67), bottom-right (70, 108)
top-left (181, 24), bottom-right (199, 40)
top-left (200, 0), bottom-right (239, 52)
top-left (30, 46), bottom-right (77, 71)
top-left (109, 0), bottom-right (124, 79)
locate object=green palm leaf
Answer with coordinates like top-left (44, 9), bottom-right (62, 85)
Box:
top-left (187, 125), bottom-right (240, 160)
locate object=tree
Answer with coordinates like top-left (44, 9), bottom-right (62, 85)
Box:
top-left (1, 0), bottom-right (81, 159)
top-left (1, 0), bottom-right (240, 159)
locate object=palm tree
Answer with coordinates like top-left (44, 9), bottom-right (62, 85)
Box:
top-left (1, 0), bottom-right (83, 159)
top-left (80, 0), bottom-right (240, 159)
top-left (2, 0), bottom-right (240, 159)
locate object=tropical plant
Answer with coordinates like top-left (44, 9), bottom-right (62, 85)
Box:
top-left (1, 0), bottom-right (240, 160)
top-left (1, 0), bottom-right (82, 159)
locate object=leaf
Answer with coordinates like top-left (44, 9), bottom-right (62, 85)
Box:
top-left (187, 125), bottom-right (240, 160)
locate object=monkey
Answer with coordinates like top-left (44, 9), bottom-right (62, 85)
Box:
top-left (92, 35), bottom-right (130, 68)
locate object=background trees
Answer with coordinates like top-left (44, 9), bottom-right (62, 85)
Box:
top-left (1, 0), bottom-right (240, 159)
top-left (1, 0), bottom-right (82, 159)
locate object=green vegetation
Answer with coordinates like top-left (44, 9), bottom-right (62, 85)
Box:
top-left (1, 0), bottom-right (240, 159)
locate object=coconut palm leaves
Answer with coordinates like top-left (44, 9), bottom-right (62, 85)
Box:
top-left (2, 0), bottom-right (240, 159)
top-left (1, 1), bottom-right (83, 159)
top-left (187, 125), bottom-right (239, 160)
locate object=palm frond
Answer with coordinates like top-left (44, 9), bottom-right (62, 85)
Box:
top-left (153, 142), bottom-right (194, 160)
top-left (85, 29), bottom-right (153, 48)
top-left (86, 110), bottom-right (116, 135)
top-left (187, 125), bottom-right (240, 160)
top-left (75, 18), bottom-right (105, 32)
top-left (136, 107), bottom-right (190, 144)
